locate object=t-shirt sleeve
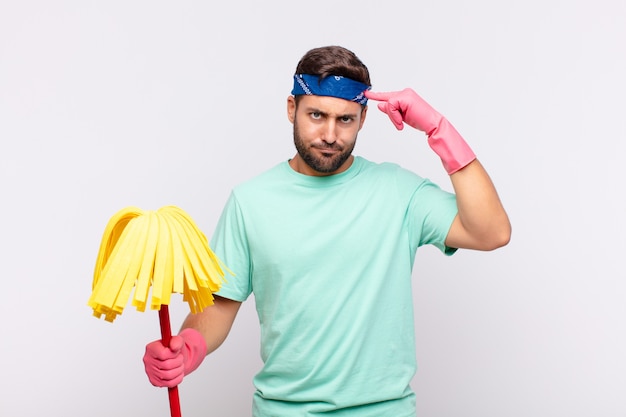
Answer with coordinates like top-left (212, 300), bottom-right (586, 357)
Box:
top-left (406, 179), bottom-right (458, 256)
top-left (210, 192), bottom-right (253, 302)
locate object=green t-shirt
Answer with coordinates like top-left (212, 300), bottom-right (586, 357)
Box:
top-left (211, 156), bottom-right (458, 417)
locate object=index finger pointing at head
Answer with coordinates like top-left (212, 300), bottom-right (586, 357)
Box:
top-left (364, 90), bottom-right (395, 102)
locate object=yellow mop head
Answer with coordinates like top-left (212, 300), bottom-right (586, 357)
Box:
top-left (88, 205), bottom-right (229, 322)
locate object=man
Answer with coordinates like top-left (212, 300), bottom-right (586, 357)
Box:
top-left (143, 45), bottom-right (511, 416)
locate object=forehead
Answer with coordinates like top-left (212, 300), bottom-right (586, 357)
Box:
top-left (296, 95), bottom-right (363, 115)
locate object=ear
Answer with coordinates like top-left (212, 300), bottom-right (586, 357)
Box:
top-left (358, 105), bottom-right (368, 130)
top-left (287, 96), bottom-right (296, 123)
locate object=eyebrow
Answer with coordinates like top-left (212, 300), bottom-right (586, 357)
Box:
top-left (304, 106), bottom-right (359, 119)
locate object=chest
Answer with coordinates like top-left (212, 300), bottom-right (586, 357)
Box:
top-left (242, 184), bottom-right (407, 276)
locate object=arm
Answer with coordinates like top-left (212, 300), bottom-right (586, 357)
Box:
top-left (180, 295), bottom-right (242, 355)
top-left (446, 159), bottom-right (511, 251)
top-left (365, 88), bottom-right (511, 251)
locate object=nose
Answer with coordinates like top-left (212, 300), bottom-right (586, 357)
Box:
top-left (320, 120), bottom-right (338, 144)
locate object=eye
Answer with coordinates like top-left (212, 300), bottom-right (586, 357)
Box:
top-left (340, 116), bottom-right (355, 124)
top-left (310, 111), bottom-right (322, 120)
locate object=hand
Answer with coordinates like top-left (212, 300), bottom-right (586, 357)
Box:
top-left (143, 328), bottom-right (207, 388)
top-left (365, 88), bottom-right (441, 133)
top-left (365, 88), bottom-right (476, 174)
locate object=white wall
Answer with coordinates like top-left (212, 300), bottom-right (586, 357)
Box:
top-left (1, 1), bottom-right (624, 416)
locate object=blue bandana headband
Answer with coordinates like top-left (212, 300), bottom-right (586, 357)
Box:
top-left (291, 74), bottom-right (370, 105)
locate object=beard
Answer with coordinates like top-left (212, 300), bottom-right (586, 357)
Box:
top-left (293, 122), bottom-right (356, 174)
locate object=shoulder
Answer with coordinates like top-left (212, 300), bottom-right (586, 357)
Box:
top-left (355, 157), bottom-right (427, 186)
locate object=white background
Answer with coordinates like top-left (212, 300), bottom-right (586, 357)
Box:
top-left (1, 1), bottom-right (624, 416)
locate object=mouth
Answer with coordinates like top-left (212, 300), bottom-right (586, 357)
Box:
top-left (313, 145), bottom-right (341, 156)
top-left (319, 149), bottom-right (337, 156)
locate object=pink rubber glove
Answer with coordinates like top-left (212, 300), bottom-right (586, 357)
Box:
top-left (365, 88), bottom-right (476, 174)
top-left (143, 328), bottom-right (207, 388)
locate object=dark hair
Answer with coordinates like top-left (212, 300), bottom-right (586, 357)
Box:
top-left (295, 45), bottom-right (371, 86)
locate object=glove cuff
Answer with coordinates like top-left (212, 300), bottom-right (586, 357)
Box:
top-left (180, 328), bottom-right (208, 376)
top-left (427, 118), bottom-right (476, 174)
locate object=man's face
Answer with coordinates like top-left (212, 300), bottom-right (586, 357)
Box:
top-left (287, 95), bottom-right (367, 176)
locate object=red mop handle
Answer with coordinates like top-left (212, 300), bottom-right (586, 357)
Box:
top-left (159, 305), bottom-right (182, 417)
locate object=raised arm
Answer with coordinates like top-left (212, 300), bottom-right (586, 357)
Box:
top-left (365, 88), bottom-right (511, 251)
top-left (445, 159), bottom-right (510, 250)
